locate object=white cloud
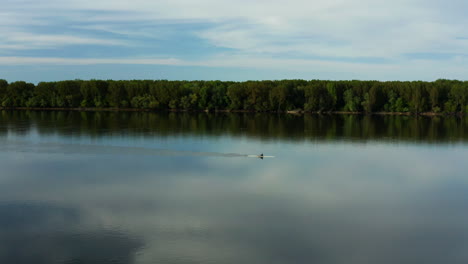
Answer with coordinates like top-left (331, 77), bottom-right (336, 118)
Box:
top-left (0, 56), bottom-right (183, 65)
top-left (1, 54), bottom-right (467, 81)
top-left (2, 0), bottom-right (468, 79)
top-left (0, 32), bottom-right (129, 50)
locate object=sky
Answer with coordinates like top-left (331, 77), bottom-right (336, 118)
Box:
top-left (1, 0), bottom-right (468, 83)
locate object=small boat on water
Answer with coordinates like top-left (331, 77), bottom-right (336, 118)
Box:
top-left (258, 153), bottom-right (264, 159)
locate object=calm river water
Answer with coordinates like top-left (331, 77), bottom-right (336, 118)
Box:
top-left (0, 111), bottom-right (467, 264)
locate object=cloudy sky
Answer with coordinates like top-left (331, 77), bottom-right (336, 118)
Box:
top-left (1, 0), bottom-right (468, 82)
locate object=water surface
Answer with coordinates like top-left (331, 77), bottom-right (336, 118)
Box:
top-left (1, 111), bottom-right (467, 264)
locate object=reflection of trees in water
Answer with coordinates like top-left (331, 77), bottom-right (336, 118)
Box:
top-left (0, 203), bottom-right (142, 264)
top-left (0, 111), bottom-right (466, 143)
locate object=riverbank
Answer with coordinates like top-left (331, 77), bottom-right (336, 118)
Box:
top-left (0, 107), bottom-right (464, 116)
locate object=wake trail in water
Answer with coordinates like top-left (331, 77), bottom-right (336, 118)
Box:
top-left (0, 140), bottom-right (262, 158)
top-left (247, 155), bottom-right (275, 158)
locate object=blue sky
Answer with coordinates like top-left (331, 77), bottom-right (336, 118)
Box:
top-left (1, 0), bottom-right (468, 83)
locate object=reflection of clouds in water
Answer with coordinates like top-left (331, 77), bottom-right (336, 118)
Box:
top-left (86, 178), bottom-right (468, 264)
top-left (0, 140), bottom-right (249, 158)
top-left (1, 142), bottom-right (468, 263)
top-left (0, 203), bottom-right (143, 264)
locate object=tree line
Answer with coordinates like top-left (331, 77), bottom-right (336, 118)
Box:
top-left (0, 79), bottom-right (467, 114)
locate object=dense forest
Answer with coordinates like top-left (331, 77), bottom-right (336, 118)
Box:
top-left (0, 79), bottom-right (467, 114)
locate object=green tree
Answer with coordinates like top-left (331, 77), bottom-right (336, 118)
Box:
top-left (5, 81), bottom-right (34, 107)
top-left (0, 79), bottom-right (8, 102)
top-left (343, 89), bottom-right (361, 112)
top-left (445, 83), bottom-right (467, 113)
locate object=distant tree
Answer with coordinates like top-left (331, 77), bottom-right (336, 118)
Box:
top-left (409, 82), bottom-right (427, 113)
top-left (445, 83), bottom-right (467, 113)
top-left (55, 80), bottom-right (82, 107)
top-left (303, 83), bottom-right (332, 112)
top-left (5, 81), bottom-right (34, 107)
top-left (0, 79), bottom-right (9, 104)
top-left (227, 83), bottom-right (246, 110)
top-left (343, 89), bottom-right (361, 112)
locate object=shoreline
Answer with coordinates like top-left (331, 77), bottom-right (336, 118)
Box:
top-left (0, 107), bottom-right (465, 116)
